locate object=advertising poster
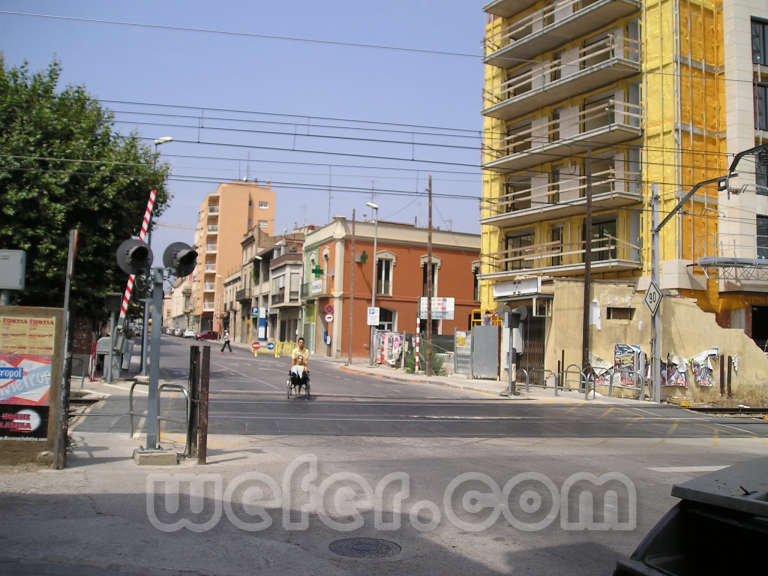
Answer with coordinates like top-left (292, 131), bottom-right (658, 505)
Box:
top-left (0, 315), bottom-right (56, 440)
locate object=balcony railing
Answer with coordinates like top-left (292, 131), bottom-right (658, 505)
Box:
top-left (207, 225), bottom-right (218, 233)
top-left (236, 288), bottom-right (248, 301)
top-left (301, 278), bottom-right (328, 299)
top-left (483, 99), bottom-right (642, 172)
top-left (482, 235), bottom-right (641, 278)
top-left (482, 168), bottom-right (642, 227)
top-left (204, 283), bottom-right (215, 292)
top-left (206, 244), bottom-right (217, 253)
top-left (485, 0), bottom-right (640, 65)
top-left (483, 36), bottom-right (640, 120)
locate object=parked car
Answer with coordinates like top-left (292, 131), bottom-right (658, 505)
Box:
top-left (195, 330), bottom-right (219, 341)
top-left (174, 328), bottom-right (183, 337)
top-left (183, 329), bottom-right (196, 338)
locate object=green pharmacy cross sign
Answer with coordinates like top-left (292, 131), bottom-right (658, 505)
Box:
top-left (312, 265), bottom-right (324, 278)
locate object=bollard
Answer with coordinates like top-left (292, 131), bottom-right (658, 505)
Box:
top-left (186, 346), bottom-right (200, 457)
top-left (197, 347), bottom-right (210, 465)
top-left (719, 355), bottom-right (725, 397)
top-left (727, 356), bottom-right (733, 399)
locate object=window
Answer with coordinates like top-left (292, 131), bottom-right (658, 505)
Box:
top-left (607, 307), bottom-right (635, 320)
top-left (378, 308), bottom-right (395, 331)
top-left (551, 226), bottom-right (563, 266)
top-left (550, 52), bottom-right (562, 82)
top-left (753, 19), bottom-right (768, 65)
top-left (377, 258), bottom-right (393, 296)
top-left (259, 200), bottom-right (269, 209)
top-left (505, 232), bottom-right (534, 271)
top-left (258, 220), bottom-right (268, 229)
top-left (504, 176), bottom-right (531, 212)
top-left (758, 215), bottom-right (768, 259)
top-left (549, 167), bottom-right (560, 203)
top-left (472, 264), bottom-right (480, 302)
top-left (756, 82), bottom-right (768, 132)
top-left (422, 263), bottom-right (438, 296)
top-left (758, 159), bottom-right (768, 196)
top-left (550, 109), bottom-right (561, 142)
top-left (584, 219), bottom-right (617, 261)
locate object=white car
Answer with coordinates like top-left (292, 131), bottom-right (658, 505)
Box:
top-left (183, 329), bottom-right (196, 338)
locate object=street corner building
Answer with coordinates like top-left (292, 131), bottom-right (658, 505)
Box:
top-left (479, 0), bottom-right (768, 397)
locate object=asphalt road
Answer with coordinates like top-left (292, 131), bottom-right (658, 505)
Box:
top-left (73, 335), bottom-right (768, 441)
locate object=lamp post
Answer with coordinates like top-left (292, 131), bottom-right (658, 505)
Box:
top-left (366, 202), bottom-right (379, 366)
top-left (254, 255), bottom-right (263, 342)
top-left (140, 136), bottom-right (173, 376)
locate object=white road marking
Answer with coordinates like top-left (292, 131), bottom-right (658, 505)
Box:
top-left (648, 465), bottom-right (728, 473)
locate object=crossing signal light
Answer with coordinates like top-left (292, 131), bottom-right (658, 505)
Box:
top-left (163, 242), bottom-right (197, 277)
top-left (116, 239), bottom-right (153, 275)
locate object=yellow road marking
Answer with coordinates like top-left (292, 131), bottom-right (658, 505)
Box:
top-left (600, 407), bottom-right (616, 418)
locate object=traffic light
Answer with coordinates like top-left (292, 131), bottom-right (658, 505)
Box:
top-left (163, 242), bottom-right (197, 277)
top-left (116, 239), bottom-right (153, 275)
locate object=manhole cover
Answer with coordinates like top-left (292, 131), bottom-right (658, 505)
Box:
top-left (328, 537), bottom-right (402, 559)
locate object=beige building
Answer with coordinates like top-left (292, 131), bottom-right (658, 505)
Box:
top-left (163, 275), bottom-right (193, 332)
top-left (191, 181), bottom-right (275, 333)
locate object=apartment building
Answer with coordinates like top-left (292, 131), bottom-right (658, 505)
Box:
top-left (190, 181), bottom-right (275, 333)
top-left (302, 217), bottom-right (480, 359)
top-left (480, 0), bottom-right (768, 376)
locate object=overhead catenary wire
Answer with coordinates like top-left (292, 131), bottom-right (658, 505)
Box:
top-left (1, 10), bottom-right (762, 87)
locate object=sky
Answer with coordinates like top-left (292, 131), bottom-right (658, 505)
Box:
top-left (0, 1), bottom-right (487, 264)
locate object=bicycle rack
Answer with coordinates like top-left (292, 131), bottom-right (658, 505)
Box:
top-left (129, 380), bottom-right (190, 451)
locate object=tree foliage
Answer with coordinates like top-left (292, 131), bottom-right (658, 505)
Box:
top-left (0, 58), bottom-right (170, 315)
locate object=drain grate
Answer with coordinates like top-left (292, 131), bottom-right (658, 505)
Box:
top-left (329, 537), bottom-right (402, 559)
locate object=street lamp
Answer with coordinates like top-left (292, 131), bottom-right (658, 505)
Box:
top-left (140, 136), bottom-right (174, 376)
top-left (254, 255), bottom-right (263, 342)
top-left (366, 202), bottom-right (379, 365)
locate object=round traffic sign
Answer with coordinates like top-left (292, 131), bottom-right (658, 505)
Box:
top-left (325, 314), bottom-right (334, 322)
top-left (267, 342), bottom-right (275, 351)
top-left (325, 304), bottom-right (334, 314)
top-left (252, 341), bottom-right (260, 350)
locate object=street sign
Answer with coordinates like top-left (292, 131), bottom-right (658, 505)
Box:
top-left (644, 281), bottom-right (663, 316)
top-left (418, 297), bottom-right (455, 320)
top-left (324, 304), bottom-right (334, 314)
top-left (367, 306), bottom-right (380, 326)
top-left (324, 314), bottom-right (334, 323)
top-left (251, 306), bottom-right (259, 318)
top-left (267, 342), bottom-right (275, 351)
top-left (252, 341), bottom-right (260, 350)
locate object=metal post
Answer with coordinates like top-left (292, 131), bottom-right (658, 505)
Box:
top-left (719, 355), bottom-right (725, 396)
top-left (198, 346), bottom-right (210, 465)
top-left (426, 175), bottom-right (433, 377)
top-left (54, 229), bottom-right (77, 469)
top-left (368, 204), bottom-right (378, 366)
top-left (146, 268), bottom-right (164, 449)
top-left (651, 183), bottom-right (662, 403)
top-left (0, 291), bottom-right (9, 306)
top-left (582, 147), bottom-right (593, 373)
top-left (186, 345), bottom-right (200, 457)
top-left (348, 210), bottom-right (355, 365)
top-left (727, 356), bottom-right (733, 399)
top-left (106, 311), bottom-right (115, 384)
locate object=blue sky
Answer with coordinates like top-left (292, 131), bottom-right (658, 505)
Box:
top-left (1, 1), bottom-right (486, 262)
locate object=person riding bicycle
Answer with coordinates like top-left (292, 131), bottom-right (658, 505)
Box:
top-left (290, 337), bottom-right (310, 387)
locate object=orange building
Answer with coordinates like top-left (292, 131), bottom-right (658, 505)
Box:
top-left (302, 217), bottom-right (480, 359)
top-left (191, 181), bottom-right (275, 333)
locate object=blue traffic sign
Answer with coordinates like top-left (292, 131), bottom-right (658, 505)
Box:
top-left (267, 342), bottom-right (275, 351)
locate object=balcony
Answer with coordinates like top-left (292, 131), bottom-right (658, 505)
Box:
top-left (484, 0), bottom-right (539, 19)
top-left (203, 283), bottom-right (215, 293)
top-left (483, 36), bottom-right (640, 120)
top-left (483, 99), bottom-right (641, 172)
top-left (485, 0), bottom-right (640, 66)
top-left (206, 244), bottom-right (217, 254)
top-left (481, 169), bottom-right (642, 227)
top-left (203, 301), bottom-right (215, 312)
top-left (301, 278), bottom-right (329, 299)
top-left (236, 288), bottom-right (248, 301)
top-left (481, 235), bottom-right (641, 281)
top-left (207, 225), bottom-right (218, 234)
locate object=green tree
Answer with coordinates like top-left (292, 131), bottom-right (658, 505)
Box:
top-left (0, 58), bottom-right (170, 315)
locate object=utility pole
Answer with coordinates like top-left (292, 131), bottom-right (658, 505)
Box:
top-left (348, 210), bottom-right (355, 365)
top-left (651, 183), bottom-right (661, 403)
top-left (582, 148), bottom-right (593, 373)
top-left (426, 175), bottom-right (433, 377)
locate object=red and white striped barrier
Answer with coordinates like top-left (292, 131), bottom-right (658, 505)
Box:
top-left (415, 318), bottom-right (420, 372)
top-left (117, 189), bottom-right (156, 329)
